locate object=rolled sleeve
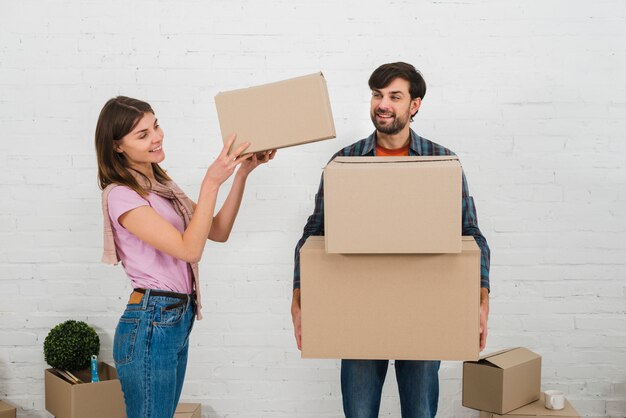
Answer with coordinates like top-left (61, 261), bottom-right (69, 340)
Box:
top-left (461, 172), bottom-right (491, 291)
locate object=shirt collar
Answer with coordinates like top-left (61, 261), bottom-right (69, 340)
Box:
top-left (409, 129), bottom-right (423, 156)
top-left (363, 129), bottom-right (423, 156)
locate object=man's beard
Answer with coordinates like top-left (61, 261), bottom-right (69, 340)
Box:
top-left (370, 109), bottom-right (410, 135)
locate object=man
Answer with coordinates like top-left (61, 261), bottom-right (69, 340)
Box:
top-left (291, 62), bottom-right (491, 418)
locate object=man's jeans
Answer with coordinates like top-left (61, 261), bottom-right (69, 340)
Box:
top-left (341, 359), bottom-right (440, 418)
top-left (113, 290), bottom-right (195, 418)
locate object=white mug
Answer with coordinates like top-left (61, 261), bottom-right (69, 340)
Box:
top-left (544, 390), bottom-right (565, 410)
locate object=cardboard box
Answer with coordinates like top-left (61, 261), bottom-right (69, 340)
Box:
top-left (323, 156), bottom-right (462, 254)
top-left (215, 72), bottom-right (336, 154)
top-left (478, 393), bottom-right (580, 418)
top-left (0, 400), bottom-right (16, 418)
top-left (300, 236), bottom-right (480, 360)
top-left (175, 402), bottom-right (201, 418)
top-left (45, 362), bottom-right (126, 418)
top-left (463, 348), bottom-right (542, 415)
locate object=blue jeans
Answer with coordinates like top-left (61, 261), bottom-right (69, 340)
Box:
top-left (341, 359), bottom-right (440, 418)
top-left (113, 290), bottom-right (196, 418)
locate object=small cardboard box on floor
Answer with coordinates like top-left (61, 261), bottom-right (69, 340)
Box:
top-left (0, 400), bottom-right (16, 418)
top-left (300, 236), bottom-right (480, 360)
top-left (324, 156), bottom-right (462, 254)
top-left (479, 394), bottom-right (580, 418)
top-left (175, 403), bottom-right (201, 418)
top-left (45, 362), bottom-right (126, 418)
top-left (463, 348), bottom-right (542, 415)
top-left (215, 72), bottom-right (336, 154)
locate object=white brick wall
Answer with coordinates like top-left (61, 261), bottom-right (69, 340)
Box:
top-left (1, 1), bottom-right (625, 417)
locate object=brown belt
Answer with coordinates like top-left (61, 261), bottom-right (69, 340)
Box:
top-left (128, 288), bottom-right (195, 310)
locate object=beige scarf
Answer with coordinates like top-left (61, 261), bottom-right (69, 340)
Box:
top-left (101, 174), bottom-right (203, 320)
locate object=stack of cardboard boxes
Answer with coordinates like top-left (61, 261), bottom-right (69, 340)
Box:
top-left (462, 348), bottom-right (581, 417)
top-left (299, 155), bottom-right (481, 361)
top-left (298, 156), bottom-right (583, 416)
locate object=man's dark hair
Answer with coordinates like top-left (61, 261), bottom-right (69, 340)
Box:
top-left (368, 62), bottom-right (426, 101)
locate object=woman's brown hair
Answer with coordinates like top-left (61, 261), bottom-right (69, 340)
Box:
top-left (95, 96), bottom-right (170, 196)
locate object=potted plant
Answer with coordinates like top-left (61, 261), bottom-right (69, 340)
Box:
top-left (43, 320), bottom-right (100, 383)
top-left (43, 320), bottom-right (127, 418)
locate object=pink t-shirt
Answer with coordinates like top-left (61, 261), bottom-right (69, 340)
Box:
top-left (107, 186), bottom-right (192, 293)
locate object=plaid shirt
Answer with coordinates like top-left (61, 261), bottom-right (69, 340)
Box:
top-left (293, 129), bottom-right (491, 291)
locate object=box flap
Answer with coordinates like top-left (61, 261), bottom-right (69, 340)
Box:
top-left (333, 156), bottom-right (459, 164)
top-left (484, 348), bottom-right (540, 369)
top-left (478, 347), bottom-right (519, 361)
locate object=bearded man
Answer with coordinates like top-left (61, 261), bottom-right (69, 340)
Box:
top-left (292, 62), bottom-right (491, 418)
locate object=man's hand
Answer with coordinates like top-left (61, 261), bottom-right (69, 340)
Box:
top-left (480, 287), bottom-right (489, 351)
top-left (291, 288), bottom-right (302, 350)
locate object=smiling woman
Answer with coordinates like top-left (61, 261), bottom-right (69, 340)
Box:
top-left (94, 96), bottom-right (276, 418)
top-left (114, 112), bottom-right (165, 166)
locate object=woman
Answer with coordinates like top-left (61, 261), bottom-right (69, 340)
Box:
top-left (95, 96), bottom-right (274, 418)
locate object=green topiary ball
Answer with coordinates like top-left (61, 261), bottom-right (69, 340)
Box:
top-left (43, 320), bottom-right (100, 371)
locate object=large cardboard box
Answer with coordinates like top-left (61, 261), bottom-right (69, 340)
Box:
top-left (478, 394), bottom-right (580, 418)
top-left (215, 72), bottom-right (336, 154)
top-left (45, 362), bottom-right (126, 418)
top-left (323, 156), bottom-right (462, 254)
top-left (463, 348), bottom-right (542, 415)
top-left (300, 236), bottom-right (480, 360)
top-left (0, 400), bottom-right (16, 418)
top-left (175, 402), bottom-right (201, 418)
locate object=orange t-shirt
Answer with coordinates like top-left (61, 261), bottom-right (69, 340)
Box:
top-left (376, 143), bottom-right (410, 156)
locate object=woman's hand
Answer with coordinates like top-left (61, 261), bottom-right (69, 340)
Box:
top-left (238, 149), bottom-right (277, 178)
top-left (204, 134), bottom-right (252, 188)
top-left (206, 148), bottom-right (275, 242)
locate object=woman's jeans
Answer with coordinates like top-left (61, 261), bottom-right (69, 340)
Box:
top-left (113, 290), bottom-right (196, 418)
top-left (341, 359), bottom-right (440, 418)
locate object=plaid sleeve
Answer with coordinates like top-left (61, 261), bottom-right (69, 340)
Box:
top-left (461, 171), bottom-right (491, 291)
top-left (293, 173), bottom-right (325, 290)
